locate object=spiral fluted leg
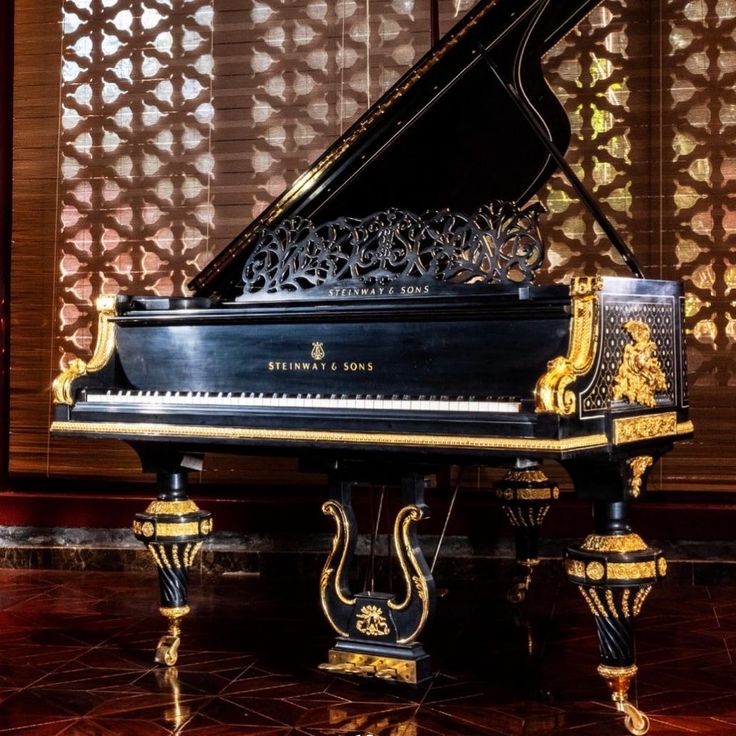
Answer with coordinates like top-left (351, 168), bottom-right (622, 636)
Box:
top-left (565, 501), bottom-right (666, 736)
top-left (133, 467), bottom-right (212, 666)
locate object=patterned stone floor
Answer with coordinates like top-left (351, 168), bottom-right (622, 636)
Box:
top-left (0, 569), bottom-right (735, 734)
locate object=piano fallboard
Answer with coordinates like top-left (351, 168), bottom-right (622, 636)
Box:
top-left (109, 290), bottom-right (568, 403)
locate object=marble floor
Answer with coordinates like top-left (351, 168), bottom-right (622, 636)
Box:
top-left (0, 568), bottom-right (735, 735)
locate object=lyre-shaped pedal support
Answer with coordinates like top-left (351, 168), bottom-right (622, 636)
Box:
top-left (495, 460), bottom-right (559, 603)
top-left (319, 473), bottom-right (435, 684)
top-left (563, 458), bottom-right (665, 736)
top-left (132, 455), bottom-right (212, 666)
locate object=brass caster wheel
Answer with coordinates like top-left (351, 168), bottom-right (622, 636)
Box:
top-left (155, 634), bottom-right (181, 667)
top-left (622, 702), bottom-right (650, 736)
top-left (506, 579), bottom-right (529, 604)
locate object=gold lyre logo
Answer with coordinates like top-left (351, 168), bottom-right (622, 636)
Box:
top-left (311, 342), bottom-right (325, 361)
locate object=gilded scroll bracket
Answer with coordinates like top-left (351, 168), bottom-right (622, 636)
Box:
top-left (535, 276), bottom-right (602, 416)
top-left (52, 295), bottom-right (118, 405)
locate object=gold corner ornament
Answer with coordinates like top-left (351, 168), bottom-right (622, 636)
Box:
top-left (52, 295), bottom-right (118, 405)
top-left (627, 456), bottom-right (654, 498)
top-left (613, 321), bottom-right (668, 408)
top-left (535, 276), bottom-right (603, 416)
top-left (613, 412), bottom-right (679, 445)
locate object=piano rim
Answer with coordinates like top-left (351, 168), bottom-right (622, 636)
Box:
top-left (49, 418), bottom-right (694, 456)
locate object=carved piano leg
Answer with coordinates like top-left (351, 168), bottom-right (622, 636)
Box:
top-left (495, 461), bottom-right (559, 603)
top-left (132, 466), bottom-right (212, 666)
top-left (318, 473), bottom-right (436, 685)
top-left (564, 459), bottom-right (666, 736)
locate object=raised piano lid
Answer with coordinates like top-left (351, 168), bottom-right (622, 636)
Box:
top-left (190, 0), bottom-right (605, 301)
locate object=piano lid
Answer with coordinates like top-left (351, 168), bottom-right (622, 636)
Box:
top-left (190, 0), bottom-right (605, 300)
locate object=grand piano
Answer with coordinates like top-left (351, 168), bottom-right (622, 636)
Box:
top-left (51, 1), bottom-right (692, 734)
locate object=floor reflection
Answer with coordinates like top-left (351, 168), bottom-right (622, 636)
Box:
top-left (154, 667), bottom-right (192, 729)
top-left (0, 569), bottom-right (734, 735)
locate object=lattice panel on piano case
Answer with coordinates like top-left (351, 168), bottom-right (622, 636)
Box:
top-left (57, 0), bottom-right (216, 369)
top-left (580, 300), bottom-right (678, 413)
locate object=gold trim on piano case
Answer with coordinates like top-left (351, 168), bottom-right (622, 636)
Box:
top-left (612, 412), bottom-right (678, 445)
top-left (52, 296), bottom-right (118, 405)
top-left (612, 321), bottom-right (668, 408)
top-left (50, 420), bottom-right (610, 453)
top-left (535, 276), bottom-right (602, 416)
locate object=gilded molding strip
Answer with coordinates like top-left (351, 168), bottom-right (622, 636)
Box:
top-left (145, 500), bottom-right (201, 515)
top-left (51, 420), bottom-right (610, 453)
top-left (566, 558), bottom-right (658, 581)
top-left (606, 561), bottom-right (658, 581)
top-left (580, 534), bottom-right (648, 553)
top-left (598, 664), bottom-right (638, 680)
top-left (496, 487), bottom-right (552, 501)
top-left (613, 412), bottom-right (678, 445)
top-left (154, 522), bottom-right (202, 538)
top-left (52, 296), bottom-right (118, 405)
top-left (535, 276), bottom-right (602, 416)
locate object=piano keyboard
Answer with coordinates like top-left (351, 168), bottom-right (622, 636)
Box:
top-left (85, 390), bottom-right (522, 414)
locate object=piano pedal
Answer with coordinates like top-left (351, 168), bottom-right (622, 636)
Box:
top-left (375, 667), bottom-right (398, 680)
top-left (319, 648), bottom-right (429, 685)
top-left (318, 660), bottom-right (398, 682)
top-left (317, 662), bottom-right (346, 672)
top-left (155, 634), bottom-right (181, 667)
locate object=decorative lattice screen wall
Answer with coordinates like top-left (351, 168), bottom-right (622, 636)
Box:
top-left (10, 0), bottom-right (732, 489)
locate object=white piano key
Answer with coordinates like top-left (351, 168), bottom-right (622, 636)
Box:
top-left (84, 390), bottom-right (521, 414)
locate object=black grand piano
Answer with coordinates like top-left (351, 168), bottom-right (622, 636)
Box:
top-left (52, 1), bottom-right (692, 733)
